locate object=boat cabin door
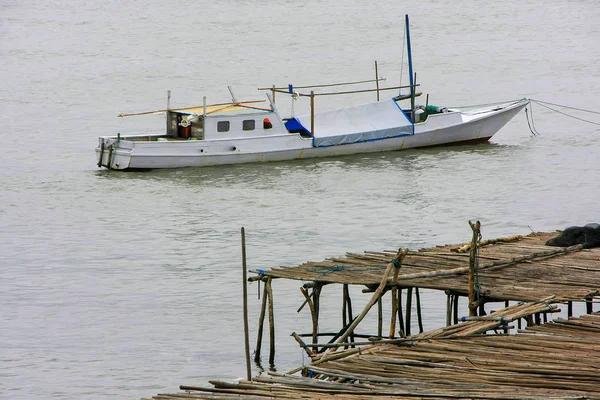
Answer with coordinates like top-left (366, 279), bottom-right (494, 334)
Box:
top-left (167, 111), bottom-right (205, 140)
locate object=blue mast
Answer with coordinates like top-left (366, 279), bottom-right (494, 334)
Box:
top-left (405, 14), bottom-right (415, 123)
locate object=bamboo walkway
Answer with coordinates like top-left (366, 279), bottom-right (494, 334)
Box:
top-left (250, 231), bottom-right (600, 303)
top-left (147, 307), bottom-right (600, 400)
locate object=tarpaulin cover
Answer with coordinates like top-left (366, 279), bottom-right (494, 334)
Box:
top-left (293, 99), bottom-right (413, 147)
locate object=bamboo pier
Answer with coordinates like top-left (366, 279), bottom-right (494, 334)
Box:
top-left (248, 228), bottom-right (598, 363)
top-left (143, 226), bottom-right (600, 400)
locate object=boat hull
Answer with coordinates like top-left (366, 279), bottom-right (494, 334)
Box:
top-left (96, 99), bottom-right (528, 170)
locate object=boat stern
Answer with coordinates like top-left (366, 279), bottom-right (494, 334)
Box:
top-left (96, 136), bottom-right (133, 170)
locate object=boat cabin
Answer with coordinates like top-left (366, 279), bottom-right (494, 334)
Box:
top-left (166, 102), bottom-right (286, 140)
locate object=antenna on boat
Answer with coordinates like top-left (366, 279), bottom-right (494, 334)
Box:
top-left (228, 86), bottom-right (238, 103)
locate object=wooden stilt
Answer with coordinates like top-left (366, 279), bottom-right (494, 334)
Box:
top-left (240, 228), bottom-right (252, 381)
top-left (254, 280), bottom-right (268, 363)
top-left (446, 292), bottom-right (452, 327)
top-left (415, 287), bottom-right (423, 333)
top-left (313, 284), bottom-right (321, 343)
top-left (398, 288), bottom-right (405, 336)
top-left (405, 287), bottom-right (413, 336)
top-left (266, 278), bottom-right (275, 365)
top-left (377, 296), bottom-right (383, 338)
top-left (568, 301), bottom-right (573, 317)
top-left (468, 220), bottom-right (481, 317)
top-left (389, 261), bottom-right (402, 339)
top-left (453, 294), bottom-right (459, 324)
top-left (342, 284), bottom-right (348, 337)
top-left (346, 286), bottom-right (355, 346)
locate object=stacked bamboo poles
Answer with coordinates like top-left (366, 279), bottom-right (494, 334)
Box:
top-left (146, 309), bottom-right (600, 400)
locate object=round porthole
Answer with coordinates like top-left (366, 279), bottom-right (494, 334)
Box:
top-left (232, 146), bottom-right (237, 151)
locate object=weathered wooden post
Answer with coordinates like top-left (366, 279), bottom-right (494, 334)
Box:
top-left (388, 257), bottom-right (402, 338)
top-left (468, 220), bottom-right (481, 317)
top-left (254, 282), bottom-right (268, 363)
top-left (266, 278), bottom-right (275, 365)
top-left (240, 228), bottom-right (252, 381)
top-left (415, 287), bottom-right (424, 333)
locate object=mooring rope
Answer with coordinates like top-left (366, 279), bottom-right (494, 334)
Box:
top-left (525, 106), bottom-right (541, 136)
top-left (529, 99), bottom-right (600, 127)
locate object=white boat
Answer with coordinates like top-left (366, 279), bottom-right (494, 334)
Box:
top-left (96, 16), bottom-right (529, 171)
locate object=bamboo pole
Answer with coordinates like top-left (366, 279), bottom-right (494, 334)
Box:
top-left (398, 288), bottom-right (404, 336)
top-left (342, 284), bottom-right (347, 338)
top-left (389, 260), bottom-right (402, 338)
top-left (453, 294), bottom-right (459, 324)
top-left (254, 281), bottom-right (268, 363)
top-left (415, 287), bottom-right (423, 333)
top-left (240, 228), bottom-right (251, 381)
top-left (322, 249), bottom-right (407, 356)
top-left (346, 285), bottom-right (355, 345)
top-left (446, 292), bottom-right (452, 326)
top-left (300, 287), bottom-right (318, 345)
top-left (314, 284), bottom-right (321, 339)
top-left (405, 287), bottom-right (413, 336)
top-left (377, 296), bottom-right (383, 338)
top-left (291, 332), bottom-right (315, 358)
top-left (258, 77), bottom-right (386, 91)
top-left (468, 220), bottom-right (481, 317)
top-left (266, 278), bottom-right (275, 365)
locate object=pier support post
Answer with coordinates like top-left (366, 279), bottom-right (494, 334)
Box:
top-left (446, 291), bottom-right (452, 326)
top-left (415, 287), bottom-right (424, 333)
top-left (398, 288), bottom-right (405, 337)
top-left (468, 220), bottom-right (482, 317)
top-left (389, 259), bottom-right (402, 338)
top-left (266, 278), bottom-right (275, 365)
top-left (254, 281), bottom-right (269, 363)
top-left (241, 228), bottom-right (251, 381)
top-left (405, 287), bottom-right (413, 336)
top-left (453, 294), bottom-right (459, 324)
top-left (568, 301), bottom-right (573, 317)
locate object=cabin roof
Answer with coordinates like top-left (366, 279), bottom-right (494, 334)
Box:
top-left (177, 102), bottom-right (273, 117)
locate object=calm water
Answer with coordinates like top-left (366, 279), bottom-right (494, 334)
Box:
top-left (1, 0), bottom-right (599, 398)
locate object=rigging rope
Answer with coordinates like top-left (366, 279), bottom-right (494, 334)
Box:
top-left (529, 99), bottom-right (600, 127)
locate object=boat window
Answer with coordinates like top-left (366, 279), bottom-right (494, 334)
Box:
top-left (243, 120), bottom-right (255, 131)
top-left (217, 121), bottom-right (230, 132)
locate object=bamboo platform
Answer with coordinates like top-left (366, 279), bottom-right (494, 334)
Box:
top-left (250, 231), bottom-right (599, 303)
top-left (147, 307), bottom-right (600, 400)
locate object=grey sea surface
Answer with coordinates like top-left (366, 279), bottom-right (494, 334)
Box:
top-left (1, 0), bottom-right (599, 398)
